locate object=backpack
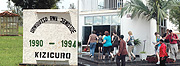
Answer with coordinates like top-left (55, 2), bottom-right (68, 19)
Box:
top-left (127, 36), bottom-right (134, 45)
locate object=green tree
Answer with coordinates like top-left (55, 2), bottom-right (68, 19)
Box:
top-left (7, 0), bottom-right (23, 26)
top-left (119, 0), bottom-right (178, 32)
top-left (169, 2), bottom-right (180, 31)
top-left (11, 0), bottom-right (60, 9)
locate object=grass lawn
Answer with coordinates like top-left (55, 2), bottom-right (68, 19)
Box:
top-left (0, 26), bottom-right (23, 66)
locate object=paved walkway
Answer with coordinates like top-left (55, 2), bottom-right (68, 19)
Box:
top-left (78, 52), bottom-right (180, 66)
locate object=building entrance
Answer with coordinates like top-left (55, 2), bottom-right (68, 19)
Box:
top-left (82, 25), bottom-right (120, 52)
top-left (93, 25), bottom-right (110, 52)
top-left (93, 25), bottom-right (110, 36)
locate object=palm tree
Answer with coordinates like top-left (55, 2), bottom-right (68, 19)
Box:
top-left (119, 0), bottom-right (178, 31)
top-left (169, 2), bottom-right (180, 31)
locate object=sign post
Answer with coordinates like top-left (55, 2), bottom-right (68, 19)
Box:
top-left (23, 9), bottom-right (77, 65)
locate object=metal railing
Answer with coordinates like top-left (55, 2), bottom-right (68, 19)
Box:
top-left (98, 0), bottom-right (123, 10)
top-left (81, 0), bottom-right (123, 11)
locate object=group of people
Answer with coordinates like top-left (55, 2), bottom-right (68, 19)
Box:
top-left (86, 29), bottom-right (179, 66)
top-left (154, 29), bottom-right (179, 66)
top-left (87, 31), bottom-right (136, 66)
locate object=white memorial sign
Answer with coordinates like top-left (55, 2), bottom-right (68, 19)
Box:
top-left (23, 9), bottom-right (77, 65)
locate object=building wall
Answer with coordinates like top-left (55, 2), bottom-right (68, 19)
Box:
top-left (78, 0), bottom-right (160, 55)
top-left (79, 10), bottom-right (157, 55)
top-left (167, 21), bottom-right (180, 33)
top-left (80, 0), bottom-right (98, 11)
top-left (121, 15), bottom-right (156, 55)
top-left (79, 15), bottom-right (84, 42)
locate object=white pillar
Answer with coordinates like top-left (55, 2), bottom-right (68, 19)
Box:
top-left (148, 19), bottom-right (157, 55)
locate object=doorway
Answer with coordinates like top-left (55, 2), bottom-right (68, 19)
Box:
top-left (82, 26), bottom-right (92, 45)
top-left (93, 25), bottom-right (110, 35)
top-left (82, 25), bottom-right (120, 52)
top-left (93, 25), bottom-right (110, 52)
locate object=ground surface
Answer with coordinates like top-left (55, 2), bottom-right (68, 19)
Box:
top-left (78, 53), bottom-right (180, 66)
top-left (0, 26), bottom-right (23, 66)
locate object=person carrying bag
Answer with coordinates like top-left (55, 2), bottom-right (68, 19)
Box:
top-left (127, 31), bottom-right (136, 61)
top-left (111, 32), bottom-right (120, 61)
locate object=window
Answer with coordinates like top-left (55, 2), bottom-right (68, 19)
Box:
top-left (111, 15), bottom-right (120, 25)
top-left (82, 26), bottom-right (92, 45)
top-left (110, 25), bottom-right (121, 36)
top-left (164, 19), bottom-right (166, 26)
top-left (161, 20), bottom-right (163, 26)
top-left (117, 25), bottom-right (121, 36)
top-left (159, 19), bottom-right (167, 36)
top-left (85, 15), bottom-right (120, 25)
top-left (111, 25), bottom-right (116, 35)
top-left (103, 16), bottom-right (110, 25)
top-left (118, 0), bottom-right (123, 8)
top-left (94, 16), bottom-right (102, 25)
top-left (82, 0), bottom-right (124, 11)
top-left (82, 15), bottom-right (121, 52)
top-left (98, 0), bottom-right (105, 9)
top-left (104, 0), bottom-right (118, 9)
top-left (85, 17), bottom-right (93, 25)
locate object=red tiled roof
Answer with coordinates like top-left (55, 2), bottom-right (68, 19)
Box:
top-left (0, 11), bottom-right (20, 17)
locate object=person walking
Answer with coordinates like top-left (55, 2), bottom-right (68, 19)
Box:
top-left (98, 32), bottom-right (103, 53)
top-left (162, 29), bottom-right (170, 54)
top-left (87, 31), bottom-right (99, 58)
top-left (154, 32), bottom-right (162, 64)
top-left (165, 30), bottom-right (179, 62)
top-left (102, 31), bottom-right (112, 59)
top-left (116, 35), bottom-right (128, 66)
top-left (159, 39), bottom-right (168, 66)
top-left (127, 31), bottom-right (136, 61)
top-left (111, 31), bottom-right (120, 61)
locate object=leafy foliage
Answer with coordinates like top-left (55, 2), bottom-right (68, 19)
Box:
top-left (119, 0), bottom-right (178, 24)
top-left (169, 2), bottom-right (180, 31)
top-left (11, 0), bottom-right (60, 9)
top-left (134, 38), bottom-right (141, 46)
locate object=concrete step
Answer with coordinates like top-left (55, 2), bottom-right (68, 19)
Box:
top-left (78, 53), bottom-right (180, 66)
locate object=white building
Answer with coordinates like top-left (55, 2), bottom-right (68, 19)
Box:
top-left (78, 0), bottom-right (179, 56)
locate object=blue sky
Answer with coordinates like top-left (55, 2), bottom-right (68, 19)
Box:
top-left (0, 0), bottom-right (77, 12)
